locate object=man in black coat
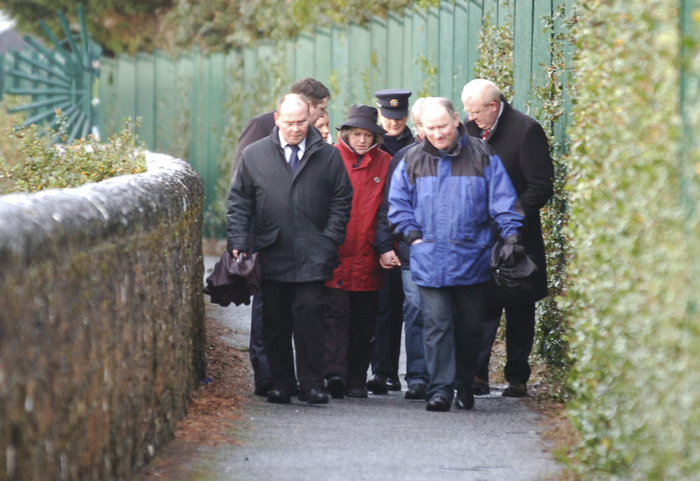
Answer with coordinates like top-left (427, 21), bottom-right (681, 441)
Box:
top-left (227, 94), bottom-right (352, 405)
top-left (229, 78), bottom-right (331, 398)
top-left (461, 79), bottom-right (554, 397)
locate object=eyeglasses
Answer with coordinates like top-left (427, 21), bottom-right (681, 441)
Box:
top-left (281, 120), bottom-right (309, 128)
top-left (463, 102), bottom-right (494, 117)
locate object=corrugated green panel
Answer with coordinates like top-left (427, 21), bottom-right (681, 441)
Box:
top-left (411, 8), bottom-right (427, 96)
top-left (115, 56), bottom-right (135, 133)
top-left (348, 23), bottom-right (371, 105)
top-left (97, 57), bottom-right (116, 138)
top-left (207, 52), bottom-right (225, 167)
top-left (314, 28), bottom-right (332, 87)
top-left (425, 7), bottom-right (439, 97)
top-left (559, 0), bottom-right (574, 150)
top-left (466, 0), bottom-right (483, 82)
top-left (513, 0), bottom-right (534, 110)
top-left (386, 12), bottom-right (404, 88)
top-left (402, 7), bottom-right (414, 91)
top-left (438, 1), bottom-right (455, 101)
top-left (135, 53), bottom-right (155, 150)
top-left (295, 33), bottom-right (315, 78)
top-left (154, 51), bottom-right (176, 154)
top-left (531, 0), bottom-right (552, 111)
top-left (284, 40), bottom-right (296, 83)
top-left (453, 0), bottom-right (470, 103)
top-left (483, 0), bottom-right (497, 22)
top-left (497, 0), bottom-right (514, 25)
top-left (175, 53), bottom-right (195, 165)
top-left (370, 16), bottom-right (387, 94)
top-left (330, 24), bottom-right (350, 123)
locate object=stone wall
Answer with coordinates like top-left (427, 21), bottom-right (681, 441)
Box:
top-left (0, 152), bottom-right (206, 480)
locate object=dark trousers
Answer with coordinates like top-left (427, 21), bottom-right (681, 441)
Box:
top-left (262, 281), bottom-right (326, 393)
top-left (249, 290), bottom-right (273, 387)
top-left (371, 267), bottom-right (404, 379)
top-left (476, 303), bottom-right (536, 385)
top-left (324, 288), bottom-right (381, 389)
top-left (419, 284), bottom-right (485, 401)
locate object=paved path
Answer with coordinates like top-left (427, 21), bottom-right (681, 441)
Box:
top-left (153, 257), bottom-right (560, 480)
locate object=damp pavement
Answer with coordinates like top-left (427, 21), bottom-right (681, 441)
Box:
top-left (143, 256), bottom-right (560, 481)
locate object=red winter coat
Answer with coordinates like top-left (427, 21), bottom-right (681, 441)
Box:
top-left (326, 137), bottom-right (392, 291)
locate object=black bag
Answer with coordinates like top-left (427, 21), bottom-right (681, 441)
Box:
top-left (203, 251), bottom-right (261, 307)
top-left (489, 240), bottom-right (538, 298)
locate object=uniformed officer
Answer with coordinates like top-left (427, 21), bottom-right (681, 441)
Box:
top-left (367, 88), bottom-right (414, 395)
top-left (374, 89), bottom-right (415, 156)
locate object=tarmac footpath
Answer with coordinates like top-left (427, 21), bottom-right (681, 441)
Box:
top-left (138, 257), bottom-right (560, 481)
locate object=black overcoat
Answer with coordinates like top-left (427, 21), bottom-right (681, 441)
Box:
top-left (227, 126), bottom-right (353, 283)
top-left (466, 96), bottom-right (553, 306)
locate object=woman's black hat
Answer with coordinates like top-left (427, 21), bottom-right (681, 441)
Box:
top-left (336, 104), bottom-right (386, 135)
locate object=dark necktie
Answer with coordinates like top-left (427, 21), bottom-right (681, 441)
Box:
top-left (289, 144), bottom-right (300, 172)
top-left (481, 129), bottom-right (491, 140)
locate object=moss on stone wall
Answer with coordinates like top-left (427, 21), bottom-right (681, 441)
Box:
top-left (0, 152), bottom-right (205, 480)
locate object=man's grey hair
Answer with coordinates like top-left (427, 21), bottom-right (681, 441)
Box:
top-left (422, 97), bottom-right (456, 118)
top-left (410, 97), bottom-right (428, 124)
top-left (461, 79), bottom-right (501, 105)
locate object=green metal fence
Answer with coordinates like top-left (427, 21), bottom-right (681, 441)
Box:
top-left (98, 0), bottom-right (565, 235)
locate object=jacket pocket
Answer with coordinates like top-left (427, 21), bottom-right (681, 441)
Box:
top-left (408, 240), bottom-right (434, 284)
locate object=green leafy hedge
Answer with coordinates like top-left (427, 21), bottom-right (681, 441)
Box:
top-left (566, 0), bottom-right (700, 478)
top-left (0, 114), bottom-right (146, 195)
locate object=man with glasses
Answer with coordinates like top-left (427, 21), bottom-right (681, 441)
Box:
top-left (227, 94), bottom-right (352, 405)
top-left (229, 78), bottom-right (331, 399)
top-left (461, 79), bottom-right (554, 398)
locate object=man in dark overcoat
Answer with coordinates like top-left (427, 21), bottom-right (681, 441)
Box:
top-left (461, 79), bottom-right (554, 397)
top-left (229, 78), bottom-right (331, 398)
top-left (227, 94), bottom-right (352, 405)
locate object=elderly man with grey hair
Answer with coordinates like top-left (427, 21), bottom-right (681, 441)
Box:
top-left (373, 98), bottom-right (431, 400)
top-left (388, 97), bottom-right (523, 411)
top-left (461, 79), bottom-right (553, 398)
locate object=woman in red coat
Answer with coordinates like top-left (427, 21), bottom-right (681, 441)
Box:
top-left (324, 105), bottom-right (392, 398)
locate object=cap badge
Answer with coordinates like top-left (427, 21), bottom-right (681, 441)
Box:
top-left (390, 99), bottom-right (399, 107)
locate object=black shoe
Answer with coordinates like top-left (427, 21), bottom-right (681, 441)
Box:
top-left (404, 383), bottom-right (426, 400)
top-left (326, 376), bottom-right (346, 399)
top-left (502, 383), bottom-right (527, 398)
top-left (346, 387), bottom-right (368, 398)
top-left (254, 379), bottom-right (274, 396)
top-left (386, 377), bottom-right (402, 391)
top-left (366, 374), bottom-right (388, 394)
top-left (299, 388), bottom-right (329, 404)
top-left (473, 376), bottom-right (490, 396)
top-left (267, 389), bottom-right (291, 404)
top-left (426, 394), bottom-right (451, 412)
top-left (455, 388), bottom-right (475, 410)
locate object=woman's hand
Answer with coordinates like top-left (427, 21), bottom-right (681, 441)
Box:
top-left (379, 251), bottom-right (401, 269)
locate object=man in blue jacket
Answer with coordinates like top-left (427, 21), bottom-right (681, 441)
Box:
top-left (388, 97), bottom-right (523, 412)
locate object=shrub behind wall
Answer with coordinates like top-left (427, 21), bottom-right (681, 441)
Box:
top-left (0, 153), bottom-right (206, 480)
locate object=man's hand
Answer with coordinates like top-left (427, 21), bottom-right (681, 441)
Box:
top-left (379, 251), bottom-right (401, 269)
top-left (232, 250), bottom-right (247, 261)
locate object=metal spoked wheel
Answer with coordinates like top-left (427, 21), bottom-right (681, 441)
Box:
top-left (1, 5), bottom-right (101, 142)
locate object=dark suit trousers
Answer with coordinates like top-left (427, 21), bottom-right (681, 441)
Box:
top-left (476, 303), bottom-right (536, 385)
top-left (249, 290), bottom-right (273, 386)
top-left (324, 288), bottom-right (381, 389)
top-left (262, 281), bottom-right (326, 392)
top-left (371, 267), bottom-right (405, 378)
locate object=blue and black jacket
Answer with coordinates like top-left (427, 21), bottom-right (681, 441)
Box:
top-left (387, 126), bottom-right (523, 288)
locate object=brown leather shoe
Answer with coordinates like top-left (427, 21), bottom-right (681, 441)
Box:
top-left (502, 383), bottom-right (527, 398)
